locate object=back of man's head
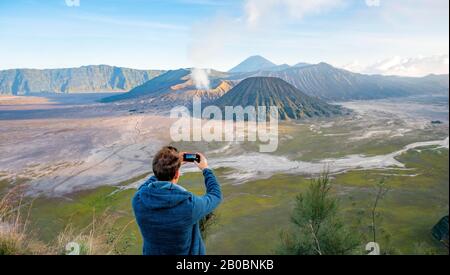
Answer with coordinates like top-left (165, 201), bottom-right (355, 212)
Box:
top-left (152, 146), bottom-right (181, 181)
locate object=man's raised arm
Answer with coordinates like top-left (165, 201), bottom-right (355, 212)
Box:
top-left (191, 153), bottom-right (222, 222)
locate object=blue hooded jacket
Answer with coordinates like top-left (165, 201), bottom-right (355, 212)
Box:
top-left (132, 168), bottom-right (222, 255)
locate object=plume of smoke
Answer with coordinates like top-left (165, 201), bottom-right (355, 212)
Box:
top-left (191, 68), bottom-right (211, 90)
top-left (188, 15), bottom-right (239, 90)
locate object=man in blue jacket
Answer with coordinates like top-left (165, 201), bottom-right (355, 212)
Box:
top-left (132, 146), bottom-right (222, 255)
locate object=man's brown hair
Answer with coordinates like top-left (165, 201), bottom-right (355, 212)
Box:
top-left (152, 146), bottom-right (182, 181)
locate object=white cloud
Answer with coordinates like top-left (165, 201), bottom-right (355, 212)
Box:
top-left (365, 0), bottom-right (381, 7)
top-left (342, 54), bottom-right (449, 77)
top-left (244, 0), bottom-right (342, 27)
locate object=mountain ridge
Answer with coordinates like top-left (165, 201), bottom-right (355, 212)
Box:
top-left (101, 68), bottom-right (236, 105)
top-left (230, 62), bottom-right (449, 100)
top-left (229, 55), bottom-right (312, 73)
top-left (0, 65), bottom-right (164, 95)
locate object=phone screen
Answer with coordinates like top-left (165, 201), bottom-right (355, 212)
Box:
top-left (183, 153), bottom-right (198, 162)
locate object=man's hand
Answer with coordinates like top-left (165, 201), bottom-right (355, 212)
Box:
top-left (179, 151), bottom-right (187, 165)
top-left (194, 152), bottom-right (208, 171)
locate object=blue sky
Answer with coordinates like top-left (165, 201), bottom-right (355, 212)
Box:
top-left (0, 0), bottom-right (448, 75)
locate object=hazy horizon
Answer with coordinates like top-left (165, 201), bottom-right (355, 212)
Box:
top-left (1, 55), bottom-right (449, 79)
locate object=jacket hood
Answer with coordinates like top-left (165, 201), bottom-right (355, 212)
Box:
top-left (135, 176), bottom-right (191, 210)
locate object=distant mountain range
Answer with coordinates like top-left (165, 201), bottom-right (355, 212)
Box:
top-left (1, 56), bottom-right (448, 105)
top-left (228, 55), bottom-right (308, 73)
top-left (0, 65), bottom-right (164, 95)
top-left (230, 62), bottom-right (449, 101)
top-left (213, 77), bottom-right (344, 120)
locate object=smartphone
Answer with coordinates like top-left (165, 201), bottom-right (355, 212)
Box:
top-left (183, 153), bottom-right (201, 163)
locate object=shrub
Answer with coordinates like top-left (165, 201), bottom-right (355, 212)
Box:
top-left (277, 173), bottom-right (361, 255)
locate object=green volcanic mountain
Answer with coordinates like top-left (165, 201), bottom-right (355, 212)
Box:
top-left (212, 77), bottom-right (345, 120)
top-left (0, 65), bottom-right (164, 95)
